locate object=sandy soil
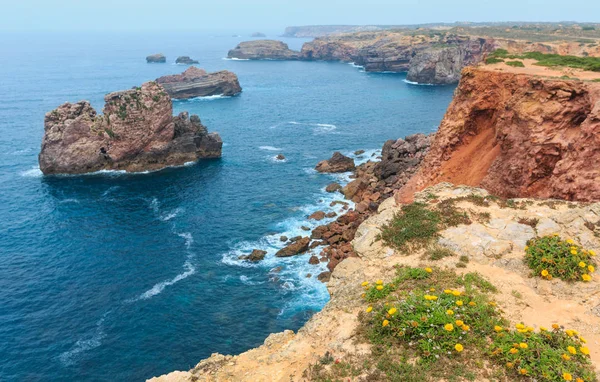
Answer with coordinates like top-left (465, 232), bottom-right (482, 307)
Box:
top-left (482, 59), bottom-right (600, 81)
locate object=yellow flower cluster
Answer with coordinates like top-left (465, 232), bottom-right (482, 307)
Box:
top-left (423, 294), bottom-right (438, 301)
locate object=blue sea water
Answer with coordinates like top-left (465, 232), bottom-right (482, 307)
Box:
top-left (0, 30), bottom-right (456, 381)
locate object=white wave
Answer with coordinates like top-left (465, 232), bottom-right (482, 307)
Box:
top-left (403, 79), bottom-right (436, 86)
top-left (137, 260), bottom-right (195, 300)
top-left (181, 94), bottom-right (232, 101)
top-left (160, 208), bottom-right (182, 222)
top-left (20, 167), bottom-right (43, 178)
top-left (177, 232), bottom-right (194, 250)
top-left (348, 62), bottom-right (365, 69)
top-left (59, 198), bottom-right (80, 204)
top-left (285, 121), bottom-right (338, 134)
top-left (259, 146), bottom-right (282, 151)
top-left (222, 57), bottom-right (250, 61)
top-left (102, 186), bottom-right (120, 197)
top-left (59, 312), bottom-right (109, 366)
top-left (240, 275), bottom-right (264, 286)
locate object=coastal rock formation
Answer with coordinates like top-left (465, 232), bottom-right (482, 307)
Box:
top-left (315, 152), bottom-right (355, 173)
top-left (146, 53), bottom-right (166, 63)
top-left (275, 237), bottom-right (310, 257)
top-left (398, 67), bottom-right (600, 202)
top-left (239, 249), bottom-right (267, 262)
top-left (227, 40), bottom-right (301, 60)
top-left (149, 184), bottom-right (600, 381)
top-left (375, 133), bottom-right (433, 185)
top-left (175, 56), bottom-right (199, 65)
top-left (38, 82), bottom-right (222, 175)
top-left (251, 32), bottom-right (266, 38)
top-left (156, 67), bottom-right (242, 99)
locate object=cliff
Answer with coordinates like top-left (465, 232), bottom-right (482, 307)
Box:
top-left (38, 82), bottom-right (222, 175)
top-left (227, 40), bottom-right (301, 60)
top-left (398, 67), bottom-right (600, 202)
top-left (156, 67), bottom-right (242, 99)
top-left (149, 184), bottom-right (600, 381)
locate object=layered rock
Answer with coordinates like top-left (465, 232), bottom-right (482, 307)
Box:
top-left (398, 67), bottom-right (600, 202)
top-left (39, 82), bottom-right (222, 175)
top-left (227, 40), bottom-right (301, 60)
top-left (175, 56), bottom-right (199, 65)
top-left (156, 67), bottom-right (242, 99)
top-left (315, 152), bottom-right (355, 173)
top-left (146, 53), bottom-right (166, 63)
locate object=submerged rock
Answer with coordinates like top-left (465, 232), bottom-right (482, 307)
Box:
top-left (39, 82), bottom-right (222, 175)
top-left (275, 153), bottom-right (286, 161)
top-left (228, 40), bottom-right (301, 60)
top-left (315, 152), bottom-right (355, 173)
top-left (146, 53), bottom-right (166, 63)
top-left (175, 56), bottom-right (199, 65)
top-left (156, 67), bottom-right (242, 99)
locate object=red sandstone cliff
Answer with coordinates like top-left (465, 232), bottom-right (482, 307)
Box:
top-left (397, 67), bottom-right (600, 202)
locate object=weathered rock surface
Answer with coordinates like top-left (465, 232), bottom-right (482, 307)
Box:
top-left (375, 133), bottom-right (433, 186)
top-left (146, 53), bottom-right (166, 63)
top-left (156, 67), bottom-right (242, 99)
top-left (275, 237), bottom-right (310, 257)
top-left (325, 182), bottom-right (342, 193)
top-left (315, 152), bottom-right (355, 173)
top-left (39, 82), bottom-right (222, 175)
top-left (175, 56), bottom-right (199, 65)
top-left (398, 67), bottom-right (600, 202)
top-left (227, 40), bottom-right (301, 60)
top-left (239, 249), bottom-right (267, 262)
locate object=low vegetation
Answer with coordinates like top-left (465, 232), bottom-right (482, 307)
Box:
top-left (488, 49), bottom-right (600, 72)
top-left (525, 235), bottom-right (596, 282)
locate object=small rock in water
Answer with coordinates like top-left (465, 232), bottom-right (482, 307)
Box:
top-left (276, 153), bottom-right (286, 161)
top-left (308, 211), bottom-right (326, 221)
top-left (354, 149), bottom-right (365, 155)
top-left (326, 211), bottom-right (337, 218)
top-left (146, 53), bottom-right (166, 63)
top-left (301, 226), bottom-right (311, 231)
top-left (317, 271), bottom-right (331, 282)
top-left (308, 255), bottom-right (319, 265)
top-left (270, 266), bottom-right (283, 273)
top-left (306, 273), bottom-right (312, 278)
top-left (279, 235), bottom-right (288, 242)
top-left (325, 182), bottom-right (342, 193)
top-left (175, 56), bottom-right (199, 65)
top-left (315, 152), bottom-right (355, 173)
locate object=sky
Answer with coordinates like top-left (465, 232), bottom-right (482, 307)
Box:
top-left (1, 0), bottom-right (598, 32)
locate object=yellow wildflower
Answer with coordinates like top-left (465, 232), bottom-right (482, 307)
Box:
top-left (509, 348), bottom-right (518, 354)
top-left (468, 301), bottom-right (476, 306)
top-left (571, 249), bottom-right (578, 255)
top-left (565, 329), bottom-right (574, 337)
top-left (382, 319), bottom-right (389, 327)
top-left (588, 265), bottom-right (595, 273)
top-left (388, 307), bottom-right (397, 315)
top-left (461, 325), bottom-right (470, 331)
top-left (541, 269), bottom-right (549, 277)
top-left (429, 287), bottom-right (435, 292)
top-left (444, 323), bottom-right (454, 331)
top-left (376, 285), bottom-right (384, 290)
top-left (454, 343), bottom-right (464, 352)
top-left (582, 274), bottom-right (592, 282)
top-left (567, 346), bottom-right (577, 355)
top-left (524, 245), bottom-right (529, 251)
top-left (562, 354), bottom-right (571, 361)
top-left (455, 320), bottom-right (464, 327)
top-left (446, 309), bottom-right (454, 315)
top-left (489, 301), bottom-right (496, 306)
top-left (519, 343), bottom-right (528, 349)
top-left (519, 368), bottom-right (528, 375)
top-left (563, 373), bottom-right (573, 381)
top-left (366, 306), bottom-right (373, 313)
top-left (444, 289), bottom-right (452, 294)
top-left (576, 378), bottom-right (584, 382)
top-left (456, 300), bottom-right (463, 306)
top-left (506, 362), bottom-right (513, 368)
top-left (361, 281), bottom-right (369, 287)
top-left (376, 279), bottom-right (383, 285)
top-left (567, 239), bottom-right (575, 245)
top-left (552, 324), bottom-right (560, 329)
top-left (580, 336), bottom-right (587, 343)
top-left (494, 325), bottom-right (503, 332)
top-left (590, 249), bottom-right (596, 256)
top-left (516, 323), bottom-right (525, 330)
top-left (452, 290), bottom-right (461, 296)
top-left (580, 346), bottom-right (590, 355)
top-left (579, 261), bottom-right (586, 268)
top-left (424, 267), bottom-right (432, 273)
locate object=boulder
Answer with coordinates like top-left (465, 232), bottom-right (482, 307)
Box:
top-left (39, 82), bottom-right (222, 175)
top-left (275, 237), bottom-right (310, 257)
top-left (176, 56), bottom-right (199, 65)
top-left (248, 249), bottom-right (267, 261)
top-left (308, 211), bottom-right (326, 221)
top-left (146, 53), bottom-right (166, 63)
top-left (317, 271), bottom-right (331, 282)
top-left (342, 179), bottom-right (368, 200)
top-left (276, 154), bottom-right (286, 161)
top-left (228, 40), bottom-right (301, 60)
top-left (315, 152), bottom-right (355, 173)
top-left (308, 255), bottom-right (320, 265)
top-left (325, 182), bottom-right (342, 193)
top-left (156, 67), bottom-right (242, 99)
top-left (279, 236), bottom-right (288, 242)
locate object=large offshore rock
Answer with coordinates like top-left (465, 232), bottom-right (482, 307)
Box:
top-left (39, 82), bottom-right (222, 174)
top-left (228, 40), bottom-right (301, 60)
top-left (146, 53), bottom-right (166, 63)
top-left (156, 67), bottom-right (242, 99)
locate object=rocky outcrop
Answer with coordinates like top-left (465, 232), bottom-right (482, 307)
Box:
top-left (239, 249), bottom-right (267, 262)
top-left (275, 237), bottom-right (310, 257)
top-left (38, 82), bottom-right (222, 175)
top-left (175, 56), bottom-right (199, 65)
top-left (227, 40), bottom-right (301, 60)
top-left (375, 133), bottom-right (433, 186)
top-left (156, 67), bottom-right (241, 99)
top-left (146, 53), bottom-right (166, 63)
top-left (282, 25), bottom-right (395, 38)
top-left (251, 32), bottom-right (266, 38)
top-left (398, 67), bottom-right (600, 202)
top-left (315, 152), bottom-right (355, 173)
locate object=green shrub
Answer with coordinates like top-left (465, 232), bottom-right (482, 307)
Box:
top-left (490, 324), bottom-right (595, 381)
top-left (486, 57), bottom-right (505, 64)
top-left (524, 235), bottom-right (597, 282)
top-left (506, 60), bottom-right (525, 67)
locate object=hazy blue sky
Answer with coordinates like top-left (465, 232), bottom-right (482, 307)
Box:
top-left (2, 0), bottom-right (598, 32)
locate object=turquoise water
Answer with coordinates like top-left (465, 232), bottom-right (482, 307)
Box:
top-left (0, 31), bottom-right (456, 381)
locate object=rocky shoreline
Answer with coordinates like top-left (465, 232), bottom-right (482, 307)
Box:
top-left (38, 81), bottom-right (222, 175)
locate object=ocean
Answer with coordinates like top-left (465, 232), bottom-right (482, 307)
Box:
top-left (0, 30), bottom-right (455, 381)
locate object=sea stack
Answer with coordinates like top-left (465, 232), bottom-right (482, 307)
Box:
top-left (156, 67), bottom-right (242, 99)
top-left (227, 40), bottom-right (301, 60)
top-left (175, 56), bottom-right (199, 65)
top-left (146, 53), bottom-right (166, 63)
top-left (38, 81), bottom-right (222, 175)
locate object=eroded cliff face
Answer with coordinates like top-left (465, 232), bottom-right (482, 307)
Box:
top-left (39, 82), bottom-right (222, 174)
top-left (397, 67), bottom-right (600, 202)
top-left (156, 67), bottom-right (242, 99)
